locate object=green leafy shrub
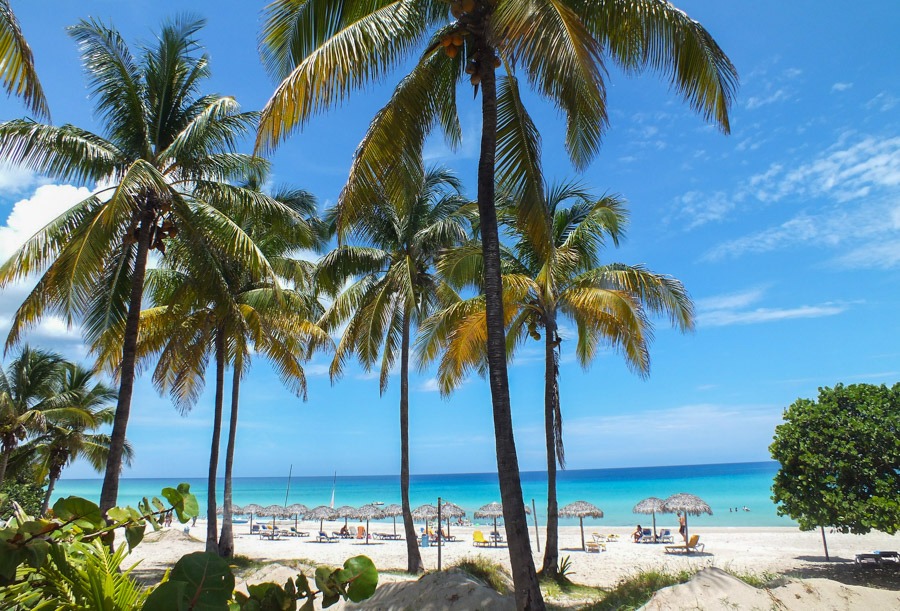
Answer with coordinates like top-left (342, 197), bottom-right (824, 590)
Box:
top-left (0, 480), bottom-right (44, 517)
top-left (453, 556), bottom-right (512, 594)
top-left (0, 484), bottom-right (379, 610)
top-left (584, 569), bottom-right (693, 611)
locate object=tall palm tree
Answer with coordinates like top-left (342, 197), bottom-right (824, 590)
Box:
top-left (0, 17), bottom-right (286, 514)
top-left (216, 179), bottom-right (329, 558)
top-left (0, 0), bottom-right (49, 117)
top-left (258, 3), bottom-right (735, 605)
top-left (419, 183), bottom-right (693, 577)
top-left (0, 346), bottom-right (64, 483)
top-left (28, 363), bottom-right (130, 515)
top-left (317, 166), bottom-right (469, 574)
top-left (121, 181), bottom-right (329, 556)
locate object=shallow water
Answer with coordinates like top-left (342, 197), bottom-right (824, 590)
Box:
top-left (55, 460), bottom-right (792, 527)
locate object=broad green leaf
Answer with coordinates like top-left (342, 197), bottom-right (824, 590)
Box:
top-left (339, 556), bottom-right (378, 603)
top-left (125, 524), bottom-right (145, 551)
top-left (168, 551), bottom-right (235, 610)
top-left (142, 580), bottom-right (188, 611)
top-left (52, 496), bottom-right (104, 529)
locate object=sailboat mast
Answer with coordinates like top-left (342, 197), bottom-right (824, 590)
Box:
top-left (284, 464), bottom-right (292, 506)
top-left (329, 471), bottom-right (336, 508)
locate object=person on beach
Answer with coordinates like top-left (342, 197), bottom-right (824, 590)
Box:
top-left (678, 512), bottom-right (687, 542)
top-left (339, 524), bottom-right (349, 537)
top-left (632, 524), bottom-right (643, 543)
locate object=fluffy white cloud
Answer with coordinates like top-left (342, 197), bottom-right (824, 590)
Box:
top-left (695, 287), bottom-right (847, 328)
top-left (0, 183), bottom-right (93, 261)
top-left (831, 82), bottom-right (853, 92)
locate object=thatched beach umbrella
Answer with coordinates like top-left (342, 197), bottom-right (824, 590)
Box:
top-left (261, 504), bottom-right (287, 530)
top-left (559, 501), bottom-right (604, 551)
top-left (356, 504), bottom-right (384, 544)
top-left (382, 504), bottom-right (402, 535)
top-left (306, 505), bottom-right (338, 532)
top-left (474, 501), bottom-right (530, 535)
top-left (286, 503), bottom-right (308, 530)
top-left (244, 503), bottom-right (264, 531)
top-left (633, 497), bottom-right (666, 539)
top-left (439, 501), bottom-right (465, 537)
top-left (412, 504), bottom-right (438, 533)
top-left (335, 505), bottom-right (358, 527)
top-left (661, 493), bottom-right (712, 547)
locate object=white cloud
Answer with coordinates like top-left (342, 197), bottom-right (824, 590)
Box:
top-left (697, 134), bottom-right (900, 265)
top-left (695, 287), bottom-right (846, 328)
top-left (0, 164), bottom-right (44, 194)
top-left (865, 92), bottom-right (899, 112)
top-left (830, 82), bottom-right (853, 92)
top-left (672, 190), bottom-right (738, 229)
top-left (0, 183), bottom-right (93, 261)
top-left (745, 88), bottom-right (790, 110)
top-left (418, 377), bottom-right (441, 392)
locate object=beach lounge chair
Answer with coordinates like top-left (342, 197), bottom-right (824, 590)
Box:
top-left (317, 531), bottom-right (338, 543)
top-left (473, 530), bottom-right (491, 547)
top-left (665, 534), bottom-right (704, 554)
top-left (606, 533), bottom-right (620, 542)
top-left (289, 527), bottom-right (309, 537)
top-left (638, 528), bottom-right (655, 543)
top-left (356, 526), bottom-right (366, 540)
top-left (658, 529), bottom-right (674, 544)
top-left (586, 538), bottom-right (606, 553)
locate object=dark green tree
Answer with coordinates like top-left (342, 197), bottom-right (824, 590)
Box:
top-left (770, 383), bottom-right (900, 559)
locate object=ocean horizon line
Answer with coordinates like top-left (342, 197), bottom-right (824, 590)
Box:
top-left (59, 458), bottom-right (778, 483)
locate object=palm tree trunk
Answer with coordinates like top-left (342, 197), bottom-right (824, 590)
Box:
top-left (473, 28), bottom-right (545, 610)
top-left (400, 309), bottom-right (424, 573)
top-left (206, 326), bottom-right (226, 553)
top-left (100, 207), bottom-right (155, 514)
top-left (0, 448), bottom-right (10, 485)
top-left (41, 464), bottom-right (62, 516)
top-left (218, 359), bottom-right (241, 557)
top-left (541, 313), bottom-right (561, 577)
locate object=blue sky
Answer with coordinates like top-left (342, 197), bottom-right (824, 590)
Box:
top-left (0, 1), bottom-right (897, 479)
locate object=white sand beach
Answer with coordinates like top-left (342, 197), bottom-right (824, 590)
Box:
top-left (129, 519), bottom-right (900, 590)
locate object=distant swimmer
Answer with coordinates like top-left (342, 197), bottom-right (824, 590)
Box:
top-left (743, 506), bottom-right (750, 512)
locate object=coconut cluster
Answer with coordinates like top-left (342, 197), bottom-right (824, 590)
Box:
top-left (439, 0), bottom-right (500, 87)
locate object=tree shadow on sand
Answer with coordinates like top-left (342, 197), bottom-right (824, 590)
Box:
top-left (787, 557), bottom-right (900, 589)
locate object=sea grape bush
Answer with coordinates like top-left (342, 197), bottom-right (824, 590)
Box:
top-left (0, 484), bottom-right (377, 610)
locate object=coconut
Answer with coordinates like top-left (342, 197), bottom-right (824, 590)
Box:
top-left (451, 33), bottom-right (464, 46)
top-left (444, 45), bottom-right (459, 59)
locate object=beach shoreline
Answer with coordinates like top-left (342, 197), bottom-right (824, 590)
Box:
top-left (128, 519), bottom-right (900, 591)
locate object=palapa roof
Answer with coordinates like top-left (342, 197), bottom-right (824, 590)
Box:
top-left (335, 505), bottom-right (358, 518)
top-left (285, 503), bottom-right (309, 516)
top-left (633, 497), bottom-right (666, 514)
top-left (559, 501), bottom-right (604, 519)
top-left (381, 504), bottom-right (403, 517)
top-left (661, 493), bottom-right (712, 516)
top-left (439, 501), bottom-right (466, 518)
top-left (411, 504), bottom-right (438, 520)
top-left (473, 501), bottom-right (530, 519)
top-left (305, 505), bottom-right (338, 520)
top-left (260, 504), bottom-right (288, 517)
top-left (243, 503), bottom-right (264, 514)
top-left (356, 503), bottom-right (385, 519)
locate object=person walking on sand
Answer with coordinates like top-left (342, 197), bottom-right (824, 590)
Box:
top-left (678, 512), bottom-right (687, 542)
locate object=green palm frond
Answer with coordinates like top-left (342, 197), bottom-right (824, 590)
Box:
top-left (0, 0), bottom-right (48, 117)
top-left (335, 50), bottom-right (461, 235)
top-left (496, 0), bottom-right (607, 169)
top-left (578, 0), bottom-right (738, 132)
top-left (68, 18), bottom-right (150, 158)
top-left (258, 0), bottom-right (442, 153)
top-left (0, 121), bottom-right (123, 184)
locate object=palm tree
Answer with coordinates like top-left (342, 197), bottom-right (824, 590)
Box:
top-left (420, 183), bottom-right (694, 577)
top-left (28, 363), bottom-right (130, 515)
top-left (0, 346), bottom-right (64, 483)
top-left (317, 166), bottom-right (469, 574)
top-left (216, 179), bottom-right (329, 558)
top-left (121, 179), bottom-right (329, 556)
top-left (258, 2), bottom-right (736, 605)
top-left (0, 17), bottom-right (287, 514)
top-left (0, 0), bottom-right (49, 117)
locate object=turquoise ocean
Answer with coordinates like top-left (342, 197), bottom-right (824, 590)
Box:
top-left (54, 461), bottom-right (793, 528)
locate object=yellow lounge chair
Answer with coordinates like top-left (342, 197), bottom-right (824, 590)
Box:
top-left (473, 530), bottom-right (491, 547)
top-left (665, 534), bottom-right (704, 554)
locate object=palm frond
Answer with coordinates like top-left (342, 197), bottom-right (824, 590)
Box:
top-left (0, 0), bottom-right (49, 117)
